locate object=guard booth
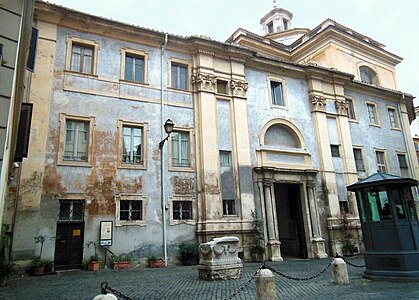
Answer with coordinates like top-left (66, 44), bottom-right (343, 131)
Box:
top-left (347, 172), bottom-right (419, 280)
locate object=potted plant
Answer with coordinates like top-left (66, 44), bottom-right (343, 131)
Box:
top-left (86, 241), bottom-right (100, 271)
top-left (31, 256), bottom-right (47, 275)
top-left (0, 262), bottom-right (13, 287)
top-left (340, 211), bottom-right (358, 257)
top-left (148, 256), bottom-right (165, 268)
top-left (250, 210), bottom-right (265, 262)
top-left (112, 254), bottom-right (131, 270)
top-left (342, 242), bottom-right (358, 257)
top-left (179, 241), bottom-right (198, 266)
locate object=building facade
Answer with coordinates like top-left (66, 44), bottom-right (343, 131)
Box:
top-left (7, 2), bottom-right (418, 268)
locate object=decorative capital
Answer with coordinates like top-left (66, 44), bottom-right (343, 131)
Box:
top-left (191, 73), bottom-right (217, 92)
top-left (335, 100), bottom-right (348, 116)
top-left (310, 95), bottom-right (326, 112)
top-left (230, 80), bottom-right (248, 98)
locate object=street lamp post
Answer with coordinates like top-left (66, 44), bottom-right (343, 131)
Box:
top-left (159, 119), bottom-right (174, 266)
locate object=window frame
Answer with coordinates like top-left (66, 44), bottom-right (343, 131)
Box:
top-left (169, 127), bottom-right (194, 171)
top-left (387, 106), bottom-right (400, 130)
top-left (267, 75), bottom-right (288, 108)
top-left (359, 65), bottom-right (379, 85)
top-left (374, 149), bottom-right (387, 173)
top-left (115, 194), bottom-right (147, 226)
top-left (169, 195), bottom-right (196, 225)
top-left (366, 101), bottom-right (380, 127)
top-left (219, 150), bottom-right (231, 167)
top-left (65, 36), bottom-right (99, 76)
top-left (117, 120), bottom-right (148, 170)
top-left (58, 200), bottom-right (85, 222)
top-left (396, 152), bottom-right (410, 178)
top-left (168, 58), bottom-right (191, 91)
top-left (330, 144), bottom-right (340, 158)
top-left (345, 97), bottom-right (357, 121)
top-left (216, 79), bottom-right (229, 95)
top-left (58, 113), bottom-right (95, 167)
top-left (120, 48), bottom-right (149, 84)
top-left (353, 147), bottom-right (366, 173)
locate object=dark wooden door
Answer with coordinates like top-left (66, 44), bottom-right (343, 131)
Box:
top-left (54, 222), bottom-right (84, 270)
top-left (288, 185), bottom-right (308, 259)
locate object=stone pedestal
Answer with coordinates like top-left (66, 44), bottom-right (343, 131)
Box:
top-left (198, 236), bottom-right (243, 280)
top-left (312, 237), bottom-right (328, 259)
top-left (267, 240), bottom-right (283, 261)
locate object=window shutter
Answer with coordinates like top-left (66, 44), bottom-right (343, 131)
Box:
top-left (14, 103), bottom-right (33, 161)
top-left (26, 27), bottom-right (38, 72)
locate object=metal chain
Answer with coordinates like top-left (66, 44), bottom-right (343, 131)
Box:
top-left (334, 253), bottom-right (366, 268)
top-left (101, 282), bottom-right (134, 300)
top-left (222, 263), bottom-right (263, 300)
top-left (264, 259), bottom-right (333, 281)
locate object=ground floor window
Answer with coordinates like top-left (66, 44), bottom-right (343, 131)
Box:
top-left (59, 200), bottom-right (85, 221)
top-left (173, 201), bottom-right (192, 220)
top-left (223, 199), bottom-right (236, 215)
top-left (115, 194), bottom-right (147, 226)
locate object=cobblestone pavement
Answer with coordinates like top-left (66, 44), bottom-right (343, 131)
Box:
top-left (1, 257), bottom-right (419, 300)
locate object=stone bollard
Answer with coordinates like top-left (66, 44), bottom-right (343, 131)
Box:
top-left (331, 258), bottom-right (349, 285)
top-left (256, 268), bottom-right (276, 300)
top-left (93, 294), bottom-right (118, 300)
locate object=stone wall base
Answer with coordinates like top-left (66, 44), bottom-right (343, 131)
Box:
top-left (198, 264), bottom-right (243, 281)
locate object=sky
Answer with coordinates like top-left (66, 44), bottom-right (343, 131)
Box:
top-left (47, 0), bottom-right (419, 105)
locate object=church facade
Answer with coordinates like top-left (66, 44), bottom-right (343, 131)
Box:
top-left (7, 2), bottom-right (417, 268)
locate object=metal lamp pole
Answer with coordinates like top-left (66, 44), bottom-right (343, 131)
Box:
top-left (159, 119), bottom-right (174, 266)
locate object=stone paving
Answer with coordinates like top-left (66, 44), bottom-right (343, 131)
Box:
top-left (1, 257), bottom-right (419, 299)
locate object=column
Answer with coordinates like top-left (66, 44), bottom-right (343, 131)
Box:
top-left (307, 182), bottom-right (328, 258)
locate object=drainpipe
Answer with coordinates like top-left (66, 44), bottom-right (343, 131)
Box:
top-left (161, 34), bottom-right (168, 266)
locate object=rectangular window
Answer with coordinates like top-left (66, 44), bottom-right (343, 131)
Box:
top-left (220, 151), bottom-right (231, 166)
top-left (217, 80), bottom-right (228, 94)
top-left (375, 150), bottom-right (386, 173)
top-left (388, 107), bottom-right (399, 129)
top-left (346, 98), bottom-right (356, 120)
top-left (330, 145), bottom-right (340, 157)
top-left (171, 131), bottom-right (190, 167)
top-left (122, 126), bottom-right (143, 165)
top-left (353, 148), bottom-right (365, 172)
top-left (125, 54), bottom-right (144, 83)
top-left (367, 103), bottom-right (378, 125)
top-left (59, 200), bottom-right (84, 222)
top-left (271, 81), bottom-right (284, 106)
top-left (223, 199), bottom-right (236, 215)
top-left (171, 62), bottom-right (188, 90)
top-left (267, 21), bottom-right (274, 33)
top-left (173, 201), bottom-right (192, 220)
top-left (64, 120), bottom-right (89, 161)
top-left (397, 154), bottom-right (409, 178)
top-left (119, 200), bottom-right (143, 221)
top-left (71, 43), bottom-right (94, 74)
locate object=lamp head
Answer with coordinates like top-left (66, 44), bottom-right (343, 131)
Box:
top-left (164, 119), bottom-right (174, 134)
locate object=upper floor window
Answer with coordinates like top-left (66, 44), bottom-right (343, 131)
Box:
top-left (125, 54), bottom-right (144, 82)
top-left (122, 126), bottom-right (143, 165)
top-left (66, 37), bottom-right (99, 75)
top-left (330, 145), bottom-right (340, 157)
top-left (271, 81), bottom-right (284, 106)
top-left (346, 98), bottom-right (356, 120)
top-left (375, 150), bottom-right (387, 173)
top-left (267, 21), bottom-right (274, 33)
top-left (220, 150), bottom-right (231, 167)
top-left (353, 148), bottom-right (365, 172)
top-left (217, 80), bottom-right (229, 95)
top-left (367, 103), bottom-right (379, 126)
top-left (283, 19), bottom-right (289, 30)
top-left (64, 120), bottom-right (89, 161)
top-left (387, 107), bottom-right (400, 129)
top-left (359, 66), bottom-right (378, 85)
top-left (171, 62), bottom-right (188, 90)
top-left (171, 130), bottom-right (190, 167)
top-left (397, 154), bottom-right (409, 178)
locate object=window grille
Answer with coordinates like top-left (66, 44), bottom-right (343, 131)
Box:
top-left (59, 200), bottom-right (84, 222)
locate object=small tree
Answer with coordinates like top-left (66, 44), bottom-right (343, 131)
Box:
top-left (250, 210), bottom-right (265, 261)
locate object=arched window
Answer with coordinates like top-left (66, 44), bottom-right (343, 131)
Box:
top-left (359, 66), bottom-right (378, 85)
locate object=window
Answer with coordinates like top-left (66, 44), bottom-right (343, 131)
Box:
top-left (367, 103), bottom-right (379, 125)
top-left (173, 201), bottom-right (192, 220)
top-left (217, 80), bottom-right (228, 95)
top-left (397, 154), bottom-right (409, 178)
top-left (59, 200), bottom-right (84, 222)
top-left (353, 148), bottom-right (365, 172)
top-left (330, 145), bottom-right (340, 157)
top-left (116, 194), bottom-right (147, 226)
top-left (122, 126), bottom-right (143, 165)
top-left (171, 131), bottom-right (190, 167)
top-left (346, 98), bottom-right (356, 120)
top-left (220, 151), bottom-right (231, 166)
top-left (375, 150), bottom-right (387, 173)
top-left (283, 19), bottom-right (289, 30)
top-left (367, 189), bottom-right (391, 221)
top-left (271, 81), bottom-right (284, 106)
top-left (387, 107), bottom-right (399, 129)
top-left (64, 120), bottom-right (89, 161)
top-left (267, 21), bottom-right (274, 33)
top-left (120, 200), bottom-right (142, 221)
top-left (171, 62), bottom-right (188, 90)
top-left (359, 66), bottom-right (378, 85)
top-left (125, 54), bottom-right (144, 82)
top-left (66, 37), bottom-right (99, 75)
top-left (223, 199), bottom-right (236, 215)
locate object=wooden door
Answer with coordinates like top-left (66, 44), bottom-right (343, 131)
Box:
top-left (54, 222), bottom-right (84, 270)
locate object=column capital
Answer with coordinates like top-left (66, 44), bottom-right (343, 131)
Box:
top-left (335, 100), bottom-right (348, 116)
top-left (310, 94), bottom-right (326, 112)
top-left (230, 79), bottom-right (248, 98)
top-left (191, 73), bottom-right (217, 92)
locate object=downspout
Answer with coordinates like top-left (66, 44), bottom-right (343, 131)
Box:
top-left (161, 33), bottom-right (168, 266)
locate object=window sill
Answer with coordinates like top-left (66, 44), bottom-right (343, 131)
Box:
top-left (390, 127), bottom-right (401, 131)
top-left (222, 215), bottom-right (239, 218)
top-left (270, 104), bottom-right (288, 110)
top-left (115, 221), bottom-right (146, 227)
top-left (64, 69), bottom-right (98, 79)
top-left (117, 163), bottom-right (147, 170)
top-left (169, 166), bottom-right (195, 173)
top-left (58, 161), bottom-right (92, 168)
top-left (170, 219), bottom-right (196, 226)
top-left (167, 87), bottom-right (192, 94)
top-left (348, 119), bottom-right (359, 124)
top-left (119, 79), bottom-right (149, 87)
top-left (369, 123), bottom-right (381, 128)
